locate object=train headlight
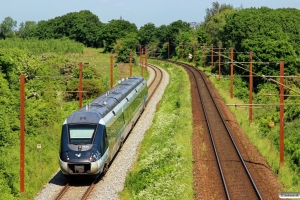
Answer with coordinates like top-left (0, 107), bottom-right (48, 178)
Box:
top-left (90, 153), bottom-right (96, 162)
top-left (89, 151), bottom-right (101, 162)
top-left (66, 152), bottom-right (69, 161)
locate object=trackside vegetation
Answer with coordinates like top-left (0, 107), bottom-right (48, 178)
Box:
top-left (0, 38), bottom-right (146, 199)
top-left (0, 38), bottom-right (84, 55)
top-left (120, 60), bottom-right (194, 200)
top-left (202, 68), bottom-right (300, 192)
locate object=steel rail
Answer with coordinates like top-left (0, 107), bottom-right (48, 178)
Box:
top-left (81, 180), bottom-right (97, 200)
top-left (146, 64), bottom-right (163, 105)
top-left (55, 183), bottom-right (70, 200)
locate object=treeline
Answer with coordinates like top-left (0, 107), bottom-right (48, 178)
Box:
top-left (2, 7), bottom-right (300, 77)
top-left (0, 10), bottom-right (191, 63)
top-left (0, 7), bottom-right (300, 75)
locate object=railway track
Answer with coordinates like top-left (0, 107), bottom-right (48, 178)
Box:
top-left (55, 64), bottom-right (164, 200)
top-left (56, 179), bottom-right (96, 200)
top-left (167, 60), bottom-right (262, 200)
top-left (147, 63), bottom-right (163, 104)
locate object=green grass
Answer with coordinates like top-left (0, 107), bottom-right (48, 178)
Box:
top-left (65, 48), bottom-right (149, 88)
top-left (0, 38), bottom-right (84, 55)
top-left (120, 60), bottom-right (194, 200)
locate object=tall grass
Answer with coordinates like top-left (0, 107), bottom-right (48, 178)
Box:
top-left (120, 60), bottom-right (194, 199)
top-left (0, 37), bottom-right (84, 54)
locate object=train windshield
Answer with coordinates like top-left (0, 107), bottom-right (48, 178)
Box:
top-left (68, 124), bottom-right (97, 145)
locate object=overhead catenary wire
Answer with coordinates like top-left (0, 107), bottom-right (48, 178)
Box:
top-left (210, 49), bottom-right (300, 96)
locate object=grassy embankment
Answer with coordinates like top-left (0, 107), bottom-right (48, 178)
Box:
top-left (120, 60), bottom-right (194, 200)
top-left (0, 40), bottom-right (147, 199)
top-left (26, 48), bottom-right (148, 198)
top-left (201, 67), bottom-right (300, 192)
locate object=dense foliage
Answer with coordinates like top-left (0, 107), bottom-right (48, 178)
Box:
top-left (0, 17), bottom-right (17, 39)
top-left (201, 4), bottom-right (300, 189)
top-left (33, 10), bottom-right (104, 47)
top-left (102, 19), bottom-right (138, 52)
top-left (0, 38), bottom-right (84, 55)
top-left (0, 40), bottom-right (109, 199)
top-left (221, 7), bottom-right (300, 78)
top-left (1, 1), bottom-right (300, 197)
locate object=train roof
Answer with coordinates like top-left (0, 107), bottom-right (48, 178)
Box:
top-left (66, 76), bottom-right (146, 124)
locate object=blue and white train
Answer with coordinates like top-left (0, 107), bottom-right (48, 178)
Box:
top-left (59, 76), bottom-right (148, 178)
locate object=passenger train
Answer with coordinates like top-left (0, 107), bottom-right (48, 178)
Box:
top-left (59, 76), bottom-right (148, 178)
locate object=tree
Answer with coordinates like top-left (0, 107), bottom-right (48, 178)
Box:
top-left (153, 20), bottom-right (191, 59)
top-left (175, 30), bottom-right (194, 60)
top-left (196, 24), bottom-right (209, 44)
top-left (114, 32), bottom-right (139, 63)
top-left (204, 1), bottom-right (235, 24)
top-left (102, 19), bottom-right (138, 52)
top-left (167, 20), bottom-right (191, 45)
top-left (33, 10), bottom-right (104, 47)
top-left (0, 17), bottom-right (17, 39)
top-left (221, 7), bottom-right (300, 80)
top-left (156, 25), bottom-right (169, 44)
top-left (18, 21), bottom-right (37, 39)
top-left (138, 23), bottom-right (158, 46)
top-left (205, 9), bottom-right (236, 45)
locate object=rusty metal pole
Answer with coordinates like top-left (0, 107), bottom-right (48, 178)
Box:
top-left (110, 56), bottom-right (113, 88)
top-left (230, 48), bottom-right (234, 99)
top-left (280, 61), bottom-right (284, 166)
top-left (139, 45), bottom-right (141, 66)
top-left (249, 52), bottom-right (253, 124)
top-left (79, 62), bottom-right (83, 109)
top-left (141, 48), bottom-right (144, 77)
top-left (146, 47), bottom-right (148, 73)
top-left (20, 74), bottom-right (25, 193)
top-left (130, 51), bottom-right (132, 77)
top-left (218, 46), bottom-right (221, 81)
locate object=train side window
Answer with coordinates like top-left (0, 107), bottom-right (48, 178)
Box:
top-left (103, 127), bottom-right (109, 152)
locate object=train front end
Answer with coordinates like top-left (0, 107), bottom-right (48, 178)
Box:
top-left (59, 111), bottom-right (108, 178)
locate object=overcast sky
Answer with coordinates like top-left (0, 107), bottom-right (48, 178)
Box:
top-left (1, 0), bottom-right (300, 29)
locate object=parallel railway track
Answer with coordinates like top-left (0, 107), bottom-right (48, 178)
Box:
top-left (167, 60), bottom-right (262, 200)
top-left (55, 64), bottom-right (164, 200)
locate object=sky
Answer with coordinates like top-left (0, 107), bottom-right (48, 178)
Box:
top-left (1, 0), bottom-right (300, 29)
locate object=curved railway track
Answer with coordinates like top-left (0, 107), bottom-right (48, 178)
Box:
top-left (55, 64), bottom-right (164, 200)
top-left (167, 60), bottom-right (262, 200)
top-left (147, 63), bottom-right (163, 104)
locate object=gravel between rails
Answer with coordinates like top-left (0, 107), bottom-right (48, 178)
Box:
top-left (35, 65), bottom-right (169, 200)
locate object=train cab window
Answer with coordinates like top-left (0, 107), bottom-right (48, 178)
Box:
top-left (68, 124), bottom-right (97, 145)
